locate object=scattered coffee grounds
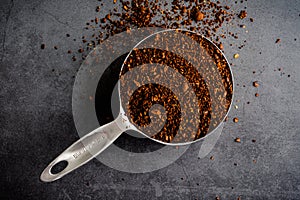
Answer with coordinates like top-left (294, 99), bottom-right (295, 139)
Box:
top-left (121, 30), bottom-right (233, 143)
top-left (210, 156), bottom-right (214, 160)
top-left (253, 81), bottom-right (259, 87)
top-left (216, 196), bottom-right (220, 200)
top-left (96, 6), bottom-right (101, 12)
top-left (238, 10), bottom-right (247, 19)
top-left (255, 93), bottom-right (259, 97)
top-left (233, 117), bottom-right (239, 123)
top-left (69, 0), bottom-right (251, 61)
top-left (219, 43), bottom-right (224, 50)
top-left (235, 137), bottom-right (241, 143)
top-left (41, 44), bottom-right (45, 49)
top-left (233, 53), bottom-right (239, 59)
top-left (252, 139), bottom-right (256, 143)
top-left (275, 38), bottom-right (281, 43)
top-left (54, 46), bottom-right (58, 50)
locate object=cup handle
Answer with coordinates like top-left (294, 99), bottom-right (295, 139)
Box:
top-left (40, 114), bottom-right (126, 182)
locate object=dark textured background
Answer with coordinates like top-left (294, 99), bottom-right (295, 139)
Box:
top-left (1, 0), bottom-right (300, 199)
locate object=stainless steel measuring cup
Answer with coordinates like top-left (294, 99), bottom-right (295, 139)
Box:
top-left (40, 29), bottom-right (234, 182)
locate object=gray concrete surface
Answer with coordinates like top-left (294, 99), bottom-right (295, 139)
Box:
top-left (1, 0), bottom-right (300, 199)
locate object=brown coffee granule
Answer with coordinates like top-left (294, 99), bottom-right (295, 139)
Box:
top-left (238, 10), bottom-right (247, 19)
top-left (41, 44), bottom-right (45, 49)
top-left (219, 43), bottom-right (224, 50)
top-left (253, 81), bottom-right (259, 87)
top-left (233, 117), bottom-right (239, 123)
top-left (195, 11), bottom-right (204, 21)
top-left (255, 93), bottom-right (259, 97)
top-left (235, 137), bottom-right (241, 143)
top-left (275, 39), bottom-right (281, 43)
top-left (233, 54), bottom-right (239, 59)
top-left (95, 17), bottom-right (99, 24)
top-left (105, 14), bottom-right (111, 20)
top-left (123, 5), bottom-right (128, 11)
top-left (96, 6), bottom-right (100, 12)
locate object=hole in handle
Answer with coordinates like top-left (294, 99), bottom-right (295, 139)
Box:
top-left (51, 160), bottom-right (68, 174)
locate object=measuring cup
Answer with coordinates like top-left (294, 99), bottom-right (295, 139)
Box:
top-left (40, 29), bottom-right (234, 182)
